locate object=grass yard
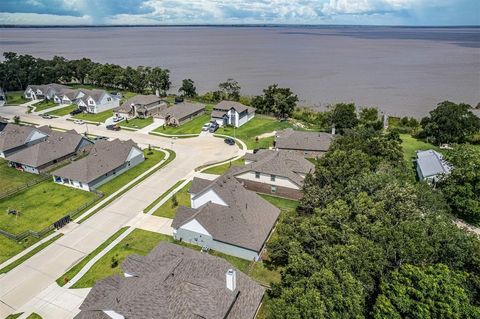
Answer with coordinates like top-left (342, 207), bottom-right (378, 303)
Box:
top-left (0, 235), bottom-right (41, 264)
top-left (33, 100), bottom-right (57, 112)
top-left (400, 134), bottom-right (440, 163)
top-left (5, 314), bottom-right (23, 319)
top-left (216, 115), bottom-right (294, 149)
top-left (5, 91), bottom-right (28, 105)
top-left (259, 194), bottom-right (299, 213)
top-left (57, 227), bottom-right (128, 286)
top-left (26, 313), bottom-right (42, 319)
top-left (0, 181), bottom-right (97, 235)
top-left (152, 181), bottom-right (192, 218)
top-left (0, 159), bottom-right (46, 194)
top-left (73, 109), bottom-right (113, 123)
top-left (202, 157), bottom-right (244, 175)
top-left (120, 117), bottom-right (153, 129)
top-left (46, 104), bottom-right (77, 116)
top-left (143, 180), bottom-right (185, 213)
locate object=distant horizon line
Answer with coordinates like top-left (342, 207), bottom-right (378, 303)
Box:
top-left (1, 24), bottom-right (479, 29)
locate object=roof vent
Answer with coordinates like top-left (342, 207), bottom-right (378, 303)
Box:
top-left (226, 269), bottom-right (236, 291)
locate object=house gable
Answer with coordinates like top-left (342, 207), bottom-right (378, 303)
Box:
top-left (180, 219), bottom-right (211, 236)
top-left (126, 147), bottom-right (143, 162)
top-left (192, 188), bottom-right (228, 209)
top-left (26, 130), bottom-right (48, 144)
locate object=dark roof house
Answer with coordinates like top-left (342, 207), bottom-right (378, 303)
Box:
top-left (76, 242), bottom-right (264, 319)
top-left (114, 95), bottom-right (167, 119)
top-left (275, 128), bottom-right (333, 155)
top-left (0, 124), bottom-right (49, 158)
top-left (158, 102), bottom-right (205, 126)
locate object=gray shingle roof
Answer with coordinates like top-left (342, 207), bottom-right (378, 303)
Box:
top-left (158, 102), bottom-right (205, 121)
top-left (114, 95), bottom-right (165, 113)
top-left (233, 149), bottom-right (314, 187)
top-left (214, 101), bottom-right (255, 114)
top-left (0, 124), bottom-right (47, 152)
top-left (416, 149), bottom-right (451, 178)
top-left (77, 242), bottom-right (264, 319)
top-left (52, 139), bottom-right (140, 183)
top-left (173, 175), bottom-right (280, 252)
top-left (5, 127), bottom-right (89, 168)
top-left (275, 128), bottom-right (333, 152)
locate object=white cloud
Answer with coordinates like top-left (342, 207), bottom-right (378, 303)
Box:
top-left (0, 12), bottom-right (92, 25)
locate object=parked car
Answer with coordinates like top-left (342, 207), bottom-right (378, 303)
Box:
top-left (112, 116), bottom-right (125, 123)
top-left (74, 119), bottom-right (85, 125)
top-left (175, 96), bottom-right (184, 104)
top-left (94, 136), bottom-right (109, 141)
top-left (224, 138), bottom-right (235, 145)
top-left (209, 122), bottom-right (219, 133)
top-left (202, 123), bottom-right (211, 131)
top-left (107, 124), bottom-right (121, 131)
top-left (70, 109), bottom-right (82, 116)
top-left (41, 114), bottom-right (53, 119)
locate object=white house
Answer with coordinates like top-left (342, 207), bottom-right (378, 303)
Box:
top-left (211, 100), bottom-right (256, 128)
top-left (75, 89), bottom-right (120, 114)
top-left (52, 139), bottom-right (144, 191)
top-left (172, 175), bottom-right (280, 261)
top-left (24, 84), bottom-right (69, 101)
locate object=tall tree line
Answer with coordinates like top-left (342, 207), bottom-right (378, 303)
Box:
top-left (0, 52), bottom-right (171, 95)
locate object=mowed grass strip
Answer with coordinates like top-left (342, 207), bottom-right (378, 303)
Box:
top-left (73, 109), bottom-right (113, 123)
top-left (0, 160), bottom-right (45, 194)
top-left (216, 115), bottom-right (294, 149)
top-left (202, 157), bottom-right (244, 175)
top-left (120, 117), bottom-right (153, 129)
top-left (144, 179), bottom-right (185, 213)
top-left (0, 235), bottom-right (40, 264)
top-left (0, 181), bottom-right (97, 234)
top-left (33, 100), bottom-right (57, 112)
top-left (57, 227), bottom-right (128, 286)
top-left (152, 181), bottom-right (191, 218)
top-left (46, 104), bottom-right (77, 116)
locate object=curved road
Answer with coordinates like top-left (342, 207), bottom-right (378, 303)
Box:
top-left (0, 105), bottom-right (243, 317)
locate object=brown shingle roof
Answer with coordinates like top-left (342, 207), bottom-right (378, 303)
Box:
top-left (52, 139), bottom-right (140, 184)
top-left (114, 95), bottom-right (165, 113)
top-left (173, 175), bottom-right (280, 252)
top-left (159, 102), bottom-right (205, 121)
top-left (5, 127), bottom-right (89, 168)
top-left (275, 128), bottom-right (333, 152)
top-left (233, 149), bottom-right (314, 187)
top-left (77, 242), bottom-right (264, 319)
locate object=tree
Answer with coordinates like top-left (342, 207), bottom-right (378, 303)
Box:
top-left (328, 103), bottom-right (358, 133)
top-left (251, 84), bottom-right (298, 119)
top-left (218, 78), bottom-right (241, 101)
top-left (438, 144), bottom-right (480, 224)
top-left (148, 67), bottom-right (170, 96)
top-left (420, 101), bottom-right (480, 145)
top-left (373, 264), bottom-right (479, 319)
top-left (178, 79), bottom-right (197, 98)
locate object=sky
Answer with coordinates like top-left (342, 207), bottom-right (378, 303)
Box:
top-left (0, 0), bottom-right (478, 26)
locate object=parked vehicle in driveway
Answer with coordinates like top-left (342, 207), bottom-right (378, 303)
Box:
top-left (94, 136), bottom-right (109, 141)
top-left (74, 119), bottom-right (85, 125)
top-left (224, 137), bottom-right (235, 145)
top-left (70, 109), bottom-right (82, 116)
top-left (41, 114), bottom-right (53, 119)
top-left (112, 116), bottom-right (125, 123)
top-left (202, 123), bottom-right (211, 131)
top-left (107, 124), bottom-right (121, 131)
top-left (208, 122), bottom-right (219, 133)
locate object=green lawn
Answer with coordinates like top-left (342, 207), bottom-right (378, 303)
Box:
top-left (0, 235), bottom-right (41, 265)
top-left (259, 194), bottom-right (299, 213)
top-left (120, 117), bottom-right (153, 129)
top-left (26, 313), bottom-right (42, 319)
top-left (46, 104), bottom-right (77, 116)
top-left (216, 116), bottom-right (294, 149)
top-left (0, 181), bottom-right (97, 235)
top-left (0, 160), bottom-right (46, 194)
top-left (144, 180), bottom-right (185, 213)
top-left (5, 313), bottom-right (23, 319)
top-left (73, 109), bottom-right (113, 123)
top-left (33, 100), bottom-right (57, 112)
top-left (0, 234), bottom-right (62, 274)
top-left (152, 181), bottom-right (192, 218)
top-left (57, 227), bottom-right (128, 286)
top-left (202, 157), bottom-right (244, 175)
top-left (5, 91), bottom-right (28, 105)
top-left (153, 103), bottom-right (212, 135)
top-left (400, 134), bottom-right (440, 163)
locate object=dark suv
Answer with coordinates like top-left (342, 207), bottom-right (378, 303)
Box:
top-left (70, 108), bottom-right (82, 116)
top-left (106, 124), bottom-right (121, 131)
top-left (209, 122), bottom-right (219, 133)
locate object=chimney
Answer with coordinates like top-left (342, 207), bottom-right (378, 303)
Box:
top-left (226, 269), bottom-right (236, 291)
top-left (331, 125), bottom-right (336, 135)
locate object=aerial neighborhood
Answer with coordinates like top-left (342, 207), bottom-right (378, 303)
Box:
top-left (0, 51), bottom-right (479, 319)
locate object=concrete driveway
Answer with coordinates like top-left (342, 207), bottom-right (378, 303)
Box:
top-left (0, 106), bottom-right (243, 318)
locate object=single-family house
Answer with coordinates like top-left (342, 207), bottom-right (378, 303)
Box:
top-left (173, 175), bottom-right (280, 261)
top-left (75, 89), bottom-right (120, 114)
top-left (157, 102), bottom-right (205, 126)
top-left (211, 100), bottom-right (256, 127)
top-left (416, 149), bottom-right (451, 183)
top-left (6, 127), bottom-right (93, 174)
top-left (0, 88), bottom-right (5, 106)
top-left (113, 95), bottom-right (167, 119)
top-left (52, 139), bottom-right (144, 191)
top-left (0, 124), bottom-right (49, 158)
top-left (24, 83), bottom-right (69, 100)
top-left (76, 242), bottom-right (264, 319)
top-left (230, 149), bottom-right (314, 200)
top-left (275, 128), bottom-right (334, 156)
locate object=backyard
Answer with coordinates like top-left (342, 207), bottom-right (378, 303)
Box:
top-left (0, 159), bottom-right (46, 194)
top-left (73, 109), bottom-right (114, 123)
top-left (5, 91), bottom-right (28, 105)
top-left (46, 104), bottom-right (77, 117)
top-left (216, 115), bottom-right (294, 149)
top-left (120, 117), bottom-right (154, 129)
top-left (400, 134), bottom-right (440, 163)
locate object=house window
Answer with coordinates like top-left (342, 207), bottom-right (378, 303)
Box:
top-left (255, 172), bottom-right (260, 179)
top-left (271, 186), bottom-right (277, 193)
top-left (89, 100), bottom-right (94, 105)
top-left (271, 175), bottom-right (276, 182)
top-left (107, 97), bottom-right (111, 102)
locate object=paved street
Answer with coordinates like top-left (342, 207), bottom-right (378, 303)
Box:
top-left (0, 105), bottom-right (243, 318)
